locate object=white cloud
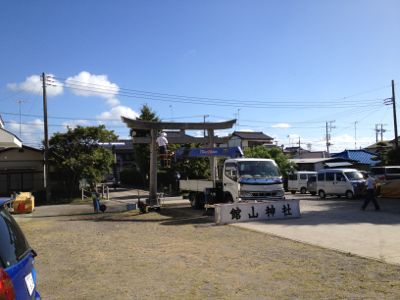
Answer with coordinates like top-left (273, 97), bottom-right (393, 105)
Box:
top-left (97, 105), bottom-right (139, 122)
top-left (307, 134), bottom-right (375, 152)
top-left (7, 74), bottom-right (63, 97)
top-left (237, 128), bottom-right (255, 132)
top-left (66, 71), bottom-right (120, 106)
top-left (7, 119), bottom-right (44, 145)
top-left (272, 123), bottom-right (291, 129)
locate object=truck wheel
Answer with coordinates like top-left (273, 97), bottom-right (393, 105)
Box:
top-left (196, 193), bottom-right (205, 209)
top-left (224, 193), bottom-right (233, 203)
top-left (319, 190), bottom-right (326, 199)
top-left (300, 187), bottom-right (307, 194)
top-left (189, 193), bottom-right (197, 209)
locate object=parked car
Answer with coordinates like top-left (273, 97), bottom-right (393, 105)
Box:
top-left (370, 166), bottom-right (400, 182)
top-left (0, 198), bottom-right (41, 300)
top-left (307, 175), bottom-right (317, 196)
top-left (316, 168), bottom-right (365, 199)
top-left (288, 171), bottom-right (317, 194)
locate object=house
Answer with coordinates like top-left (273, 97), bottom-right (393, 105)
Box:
top-left (364, 137), bottom-right (400, 153)
top-left (0, 145), bottom-right (44, 196)
top-left (284, 146), bottom-right (329, 159)
top-left (331, 149), bottom-right (379, 168)
top-left (0, 126), bottom-right (22, 149)
top-left (228, 131), bottom-right (274, 149)
top-left (290, 157), bottom-right (357, 172)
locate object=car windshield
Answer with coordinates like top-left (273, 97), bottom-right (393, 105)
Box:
top-left (238, 161), bottom-right (281, 178)
top-left (0, 207), bottom-right (30, 268)
top-left (344, 171), bottom-right (363, 180)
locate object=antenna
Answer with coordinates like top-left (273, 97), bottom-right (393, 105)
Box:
top-left (16, 99), bottom-right (27, 138)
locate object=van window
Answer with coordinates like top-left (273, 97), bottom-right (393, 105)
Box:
top-left (386, 168), bottom-right (400, 174)
top-left (326, 173), bottom-right (335, 181)
top-left (288, 174), bottom-right (297, 181)
top-left (336, 173), bottom-right (346, 182)
top-left (308, 175), bottom-right (316, 182)
top-left (344, 171), bottom-right (363, 180)
top-left (318, 173), bottom-right (324, 181)
top-left (300, 174), bottom-right (307, 180)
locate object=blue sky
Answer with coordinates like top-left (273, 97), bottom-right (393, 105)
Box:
top-left (1, 0), bottom-right (399, 152)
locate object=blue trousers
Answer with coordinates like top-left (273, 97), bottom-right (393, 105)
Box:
top-left (362, 189), bottom-right (380, 210)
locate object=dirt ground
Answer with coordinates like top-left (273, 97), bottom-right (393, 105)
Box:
top-left (18, 203), bottom-right (400, 300)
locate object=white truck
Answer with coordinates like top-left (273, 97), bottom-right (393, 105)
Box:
top-left (179, 158), bottom-right (285, 209)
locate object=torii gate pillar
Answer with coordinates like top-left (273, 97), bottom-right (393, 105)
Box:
top-left (149, 128), bottom-right (158, 205)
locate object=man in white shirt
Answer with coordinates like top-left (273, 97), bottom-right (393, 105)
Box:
top-left (156, 132), bottom-right (168, 167)
top-left (361, 174), bottom-right (380, 211)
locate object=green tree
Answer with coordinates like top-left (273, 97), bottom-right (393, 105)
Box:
top-left (386, 147), bottom-right (400, 165)
top-left (244, 146), bottom-right (294, 177)
top-left (132, 104), bottom-right (160, 184)
top-left (48, 125), bottom-right (118, 197)
top-left (171, 143), bottom-right (210, 179)
top-left (372, 141), bottom-right (392, 165)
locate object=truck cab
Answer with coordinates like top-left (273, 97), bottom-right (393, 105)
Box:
top-left (223, 158), bottom-right (285, 202)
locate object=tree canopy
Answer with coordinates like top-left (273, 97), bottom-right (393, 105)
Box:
top-left (48, 125), bottom-right (118, 194)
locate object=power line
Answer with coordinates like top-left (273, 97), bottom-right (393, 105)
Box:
top-left (49, 76), bottom-right (384, 109)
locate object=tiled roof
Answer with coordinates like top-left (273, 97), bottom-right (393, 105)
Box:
top-left (232, 131), bottom-right (273, 140)
top-left (331, 150), bottom-right (379, 166)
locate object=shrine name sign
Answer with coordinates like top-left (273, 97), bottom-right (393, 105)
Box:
top-left (214, 200), bottom-right (300, 225)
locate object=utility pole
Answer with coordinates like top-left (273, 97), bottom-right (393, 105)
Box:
top-left (203, 114), bottom-right (209, 137)
top-left (384, 81), bottom-right (398, 149)
top-left (298, 137), bottom-right (301, 158)
top-left (354, 121), bottom-right (358, 149)
top-left (325, 120), bottom-right (335, 155)
top-left (392, 80), bottom-right (398, 149)
top-left (42, 73), bottom-right (50, 201)
top-left (380, 124), bottom-right (386, 141)
top-left (375, 123), bottom-right (387, 142)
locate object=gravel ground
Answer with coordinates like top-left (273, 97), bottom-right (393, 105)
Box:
top-left (18, 203), bottom-right (400, 300)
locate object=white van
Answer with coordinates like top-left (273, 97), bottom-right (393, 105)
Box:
top-left (288, 171), bottom-right (317, 194)
top-left (316, 168), bottom-right (365, 199)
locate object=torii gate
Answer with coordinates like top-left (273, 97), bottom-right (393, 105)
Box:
top-left (121, 117), bottom-right (236, 206)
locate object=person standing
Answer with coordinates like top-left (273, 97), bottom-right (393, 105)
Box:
top-left (361, 174), bottom-right (380, 211)
top-left (156, 132), bottom-right (168, 167)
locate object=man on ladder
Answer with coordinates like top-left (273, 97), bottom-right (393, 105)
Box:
top-left (156, 131), bottom-right (169, 167)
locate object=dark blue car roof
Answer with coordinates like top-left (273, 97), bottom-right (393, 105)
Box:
top-left (0, 197), bottom-right (12, 206)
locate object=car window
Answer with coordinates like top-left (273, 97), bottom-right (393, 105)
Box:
top-left (308, 176), bottom-right (316, 182)
top-left (317, 173), bottom-right (324, 181)
top-left (224, 162), bottom-right (237, 180)
top-left (336, 173), bottom-right (346, 182)
top-left (326, 173), bottom-right (335, 181)
top-left (371, 168), bottom-right (384, 175)
top-left (300, 174), bottom-right (307, 180)
top-left (0, 207), bottom-right (30, 268)
top-left (386, 168), bottom-right (400, 174)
